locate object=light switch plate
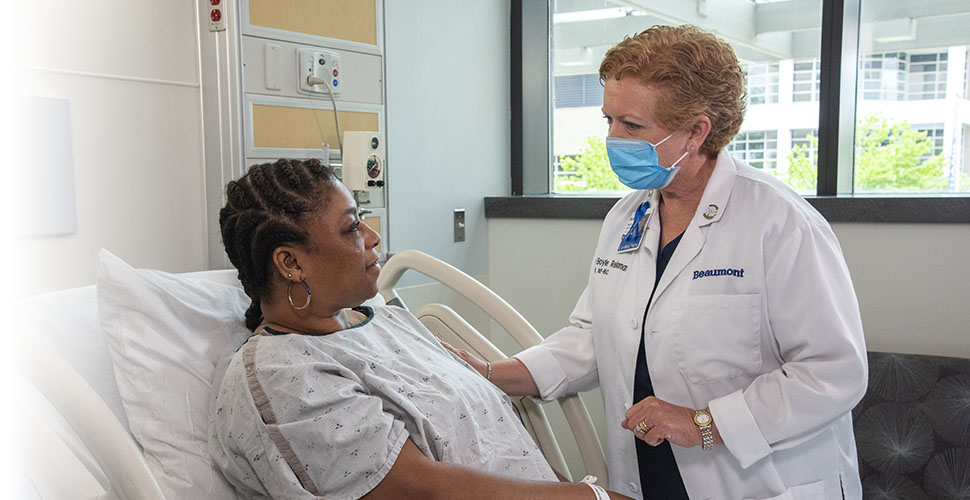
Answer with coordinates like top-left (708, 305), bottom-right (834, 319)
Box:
top-left (454, 209), bottom-right (465, 242)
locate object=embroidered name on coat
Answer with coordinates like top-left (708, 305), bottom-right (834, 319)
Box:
top-left (692, 268), bottom-right (744, 279)
top-left (594, 257), bottom-right (629, 276)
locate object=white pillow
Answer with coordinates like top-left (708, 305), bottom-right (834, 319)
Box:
top-left (96, 249), bottom-right (250, 500)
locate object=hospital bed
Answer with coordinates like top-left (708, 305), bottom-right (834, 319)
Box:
top-left (12, 249), bottom-right (607, 500)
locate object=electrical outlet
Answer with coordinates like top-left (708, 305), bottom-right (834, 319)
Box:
top-left (208, 0), bottom-right (226, 32)
top-left (454, 209), bottom-right (465, 242)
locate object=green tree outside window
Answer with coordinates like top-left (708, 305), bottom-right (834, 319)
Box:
top-left (787, 114), bottom-right (963, 193)
top-left (555, 114), bottom-right (966, 194)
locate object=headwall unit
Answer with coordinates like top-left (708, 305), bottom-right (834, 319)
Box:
top-left (199, 0), bottom-right (387, 268)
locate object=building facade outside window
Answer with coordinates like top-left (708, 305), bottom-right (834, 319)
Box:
top-left (792, 59), bottom-right (821, 103)
top-left (745, 62), bottom-right (780, 105)
top-left (726, 131), bottom-right (778, 170)
top-left (549, 0), bottom-right (970, 195)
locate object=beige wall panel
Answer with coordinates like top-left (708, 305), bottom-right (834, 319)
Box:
top-left (249, 0), bottom-right (377, 45)
top-left (252, 105), bottom-right (379, 149)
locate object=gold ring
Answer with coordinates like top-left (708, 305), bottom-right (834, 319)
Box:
top-left (635, 420), bottom-right (650, 435)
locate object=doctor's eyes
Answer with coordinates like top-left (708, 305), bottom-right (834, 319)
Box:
top-left (603, 115), bottom-right (643, 133)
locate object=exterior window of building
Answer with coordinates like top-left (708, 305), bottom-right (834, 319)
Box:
top-left (727, 131), bottom-right (777, 170)
top-left (908, 52), bottom-right (948, 100)
top-left (913, 124), bottom-right (945, 156)
top-left (792, 59), bottom-right (821, 102)
top-left (860, 53), bottom-right (907, 101)
top-left (791, 128), bottom-right (818, 161)
top-left (544, 0), bottom-right (970, 196)
top-left (745, 62), bottom-right (780, 105)
top-left (553, 74), bottom-right (604, 109)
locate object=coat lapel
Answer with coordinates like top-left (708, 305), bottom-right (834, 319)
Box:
top-left (650, 151), bottom-right (738, 308)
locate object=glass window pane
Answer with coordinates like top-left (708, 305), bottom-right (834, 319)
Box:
top-left (551, 1), bottom-right (820, 194)
top-left (853, 0), bottom-right (970, 194)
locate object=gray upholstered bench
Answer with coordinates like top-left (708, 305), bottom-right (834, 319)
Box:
top-left (852, 351), bottom-right (970, 499)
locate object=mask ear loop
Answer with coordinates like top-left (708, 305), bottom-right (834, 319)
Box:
top-left (670, 150), bottom-right (690, 169)
top-left (653, 133), bottom-right (674, 147)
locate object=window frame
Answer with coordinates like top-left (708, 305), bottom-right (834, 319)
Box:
top-left (502, 0), bottom-right (970, 223)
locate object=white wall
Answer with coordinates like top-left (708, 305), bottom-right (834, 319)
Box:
top-left (489, 219), bottom-right (970, 357)
top-left (488, 219), bottom-right (970, 358)
top-left (384, 0), bottom-right (510, 285)
top-left (8, 0), bottom-right (207, 297)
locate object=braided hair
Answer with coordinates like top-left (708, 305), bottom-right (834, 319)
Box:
top-left (219, 158), bottom-right (337, 330)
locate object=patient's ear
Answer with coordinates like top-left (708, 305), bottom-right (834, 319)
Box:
top-left (271, 246), bottom-right (302, 280)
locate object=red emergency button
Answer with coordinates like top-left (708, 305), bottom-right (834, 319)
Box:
top-left (333, 69), bottom-right (339, 77)
top-left (210, 0), bottom-right (220, 5)
top-left (211, 9), bottom-right (222, 22)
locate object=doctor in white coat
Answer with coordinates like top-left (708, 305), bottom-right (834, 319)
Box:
top-left (451, 25), bottom-right (867, 500)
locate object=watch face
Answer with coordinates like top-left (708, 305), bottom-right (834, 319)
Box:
top-left (695, 412), bottom-right (711, 426)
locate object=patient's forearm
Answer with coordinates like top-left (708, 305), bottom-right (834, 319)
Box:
top-left (363, 440), bottom-right (630, 500)
top-left (491, 358), bottom-right (540, 397)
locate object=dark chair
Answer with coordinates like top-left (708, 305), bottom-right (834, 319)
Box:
top-left (852, 351), bottom-right (970, 499)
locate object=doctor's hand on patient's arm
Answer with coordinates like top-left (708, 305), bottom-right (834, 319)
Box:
top-left (363, 439), bottom-right (634, 500)
top-left (622, 396), bottom-right (724, 449)
top-left (442, 342), bottom-right (540, 397)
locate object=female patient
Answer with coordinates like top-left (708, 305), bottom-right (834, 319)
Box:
top-left (209, 158), bottom-right (627, 500)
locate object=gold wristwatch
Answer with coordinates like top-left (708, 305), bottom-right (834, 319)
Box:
top-left (694, 409), bottom-right (714, 451)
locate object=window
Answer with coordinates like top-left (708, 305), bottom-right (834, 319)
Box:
top-left (515, 0), bottom-right (970, 218)
top-left (913, 124), bottom-right (945, 157)
top-left (792, 59), bottom-right (821, 103)
top-left (554, 74), bottom-right (604, 109)
top-left (548, 0), bottom-right (821, 194)
top-left (745, 62), bottom-right (780, 105)
top-left (854, 4), bottom-right (970, 194)
top-left (727, 131), bottom-right (778, 170)
top-left (908, 52), bottom-right (948, 100)
top-left (860, 53), bottom-right (907, 101)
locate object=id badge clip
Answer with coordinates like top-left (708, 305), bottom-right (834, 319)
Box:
top-left (617, 201), bottom-right (651, 253)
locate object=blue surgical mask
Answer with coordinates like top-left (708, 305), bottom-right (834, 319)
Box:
top-left (606, 135), bottom-right (689, 190)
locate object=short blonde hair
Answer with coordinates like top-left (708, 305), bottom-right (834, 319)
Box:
top-left (599, 24), bottom-right (746, 158)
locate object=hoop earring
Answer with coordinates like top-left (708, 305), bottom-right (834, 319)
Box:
top-left (287, 279), bottom-right (312, 310)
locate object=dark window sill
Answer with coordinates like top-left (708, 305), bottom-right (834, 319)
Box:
top-left (484, 195), bottom-right (970, 223)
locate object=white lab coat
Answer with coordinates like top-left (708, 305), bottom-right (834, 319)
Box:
top-left (516, 151), bottom-right (867, 500)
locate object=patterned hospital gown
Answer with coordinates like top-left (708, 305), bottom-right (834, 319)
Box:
top-left (208, 304), bottom-right (555, 499)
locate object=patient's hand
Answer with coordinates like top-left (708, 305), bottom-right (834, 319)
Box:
top-left (441, 342), bottom-right (489, 378)
top-left (442, 342), bottom-right (541, 397)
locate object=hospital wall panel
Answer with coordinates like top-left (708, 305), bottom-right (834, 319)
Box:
top-left (384, 0), bottom-right (510, 288)
top-left (240, 36), bottom-right (384, 104)
top-left (14, 0), bottom-right (199, 85)
top-left (251, 105), bottom-right (379, 150)
top-left (12, 0), bottom-right (205, 296)
top-left (14, 70), bottom-right (206, 296)
top-left (248, 0), bottom-right (378, 46)
top-left (488, 218), bottom-right (970, 360)
top-left (830, 223), bottom-right (970, 359)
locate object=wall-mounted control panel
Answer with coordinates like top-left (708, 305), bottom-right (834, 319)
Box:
top-left (297, 48), bottom-right (342, 97)
top-left (342, 131), bottom-right (384, 191)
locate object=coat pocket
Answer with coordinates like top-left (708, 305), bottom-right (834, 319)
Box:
top-left (743, 480), bottom-right (826, 500)
top-left (671, 294), bottom-right (763, 384)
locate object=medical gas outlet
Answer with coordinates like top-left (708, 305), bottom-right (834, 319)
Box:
top-left (342, 132), bottom-right (385, 191)
top-left (297, 48), bottom-right (341, 97)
